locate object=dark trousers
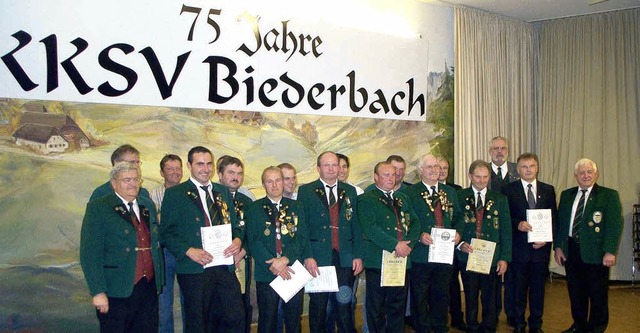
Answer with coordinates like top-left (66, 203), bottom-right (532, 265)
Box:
top-left (496, 267), bottom-right (516, 323)
top-left (97, 278), bottom-right (158, 333)
top-left (459, 260), bottom-right (498, 333)
top-left (566, 238), bottom-right (610, 333)
top-left (178, 267), bottom-right (245, 333)
top-left (512, 261), bottom-right (547, 330)
top-left (409, 262), bottom-right (452, 333)
top-left (256, 282), bottom-right (303, 333)
top-left (243, 257), bottom-right (254, 333)
top-left (448, 256), bottom-right (464, 324)
top-left (365, 268), bottom-right (407, 333)
top-left (309, 250), bottom-right (356, 333)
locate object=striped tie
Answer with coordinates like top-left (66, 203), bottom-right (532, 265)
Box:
top-left (571, 189), bottom-right (588, 237)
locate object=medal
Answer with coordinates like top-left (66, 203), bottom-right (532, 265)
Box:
top-left (281, 224), bottom-right (289, 235)
top-left (595, 226), bottom-right (600, 233)
top-left (593, 211), bottom-right (602, 223)
top-left (588, 221), bottom-right (594, 227)
top-left (264, 229), bottom-right (271, 236)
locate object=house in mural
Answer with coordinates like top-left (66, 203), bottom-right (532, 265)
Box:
top-left (12, 105), bottom-right (91, 153)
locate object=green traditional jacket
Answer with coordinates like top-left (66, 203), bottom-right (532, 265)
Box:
top-left (357, 188), bottom-right (420, 269)
top-left (80, 193), bottom-right (164, 297)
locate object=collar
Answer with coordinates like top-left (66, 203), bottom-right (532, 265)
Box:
top-left (190, 177), bottom-right (212, 189)
top-left (521, 179), bottom-right (537, 190)
top-left (115, 192), bottom-right (137, 206)
top-left (421, 181), bottom-right (439, 194)
top-left (471, 186), bottom-right (487, 196)
top-left (491, 162), bottom-right (507, 176)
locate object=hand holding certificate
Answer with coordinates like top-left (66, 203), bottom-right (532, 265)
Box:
top-left (305, 266), bottom-right (339, 293)
top-left (201, 224), bottom-right (234, 268)
top-left (428, 228), bottom-right (457, 264)
top-left (526, 209), bottom-right (553, 243)
top-left (381, 250), bottom-right (407, 287)
top-left (270, 260), bottom-right (313, 303)
top-left (466, 238), bottom-right (496, 275)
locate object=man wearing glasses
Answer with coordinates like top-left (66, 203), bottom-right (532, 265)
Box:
top-left (89, 144), bottom-right (151, 201)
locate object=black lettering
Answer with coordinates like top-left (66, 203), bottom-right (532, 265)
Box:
top-left (347, 71), bottom-right (367, 112)
top-left (307, 83), bottom-right (325, 110)
top-left (406, 78), bottom-right (425, 116)
top-left (60, 37), bottom-right (93, 95)
top-left (280, 72), bottom-right (304, 108)
top-left (97, 43), bottom-right (138, 97)
top-left (369, 89), bottom-right (390, 114)
top-left (139, 47), bottom-right (191, 100)
top-left (203, 55), bottom-right (238, 103)
top-left (1, 30), bottom-right (38, 91)
top-left (258, 78), bottom-right (278, 107)
top-left (391, 91), bottom-right (406, 115)
top-left (242, 66), bottom-right (255, 104)
top-left (327, 84), bottom-right (346, 110)
top-left (236, 13), bottom-right (261, 57)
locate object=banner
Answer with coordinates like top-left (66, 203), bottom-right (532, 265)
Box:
top-left (0, 0), bottom-right (451, 121)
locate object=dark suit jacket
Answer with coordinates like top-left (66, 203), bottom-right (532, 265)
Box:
top-left (457, 188), bottom-right (512, 265)
top-left (502, 180), bottom-right (557, 263)
top-left (160, 180), bottom-right (239, 274)
top-left (89, 180), bottom-right (150, 202)
top-left (246, 197), bottom-right (308, 282)
top-left (357, 188), bottom-right (420, 269)
top-left (554, 184), bottom-right (623, 265)
top-left (402, 182), bottom-right (463, 264)
top-left (441, 181), bottom-right (462, 191)
top-left (297, 180), bottom-right (363, 267)
top-left (489, 161), bottom-right (519, 192)
top-left (80, 193), bottom-right (164, 298)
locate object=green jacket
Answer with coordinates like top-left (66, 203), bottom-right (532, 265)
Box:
top-left (402, 182), bottom-right (463, 264)
top-left (456, 188), bottom-right (512, 265)
top-left (298, 180), bottom-right (363, 267)
top-left (357, 188), bottom-right (420, 269)
top-left (246, 197), bottom-right (308, 282)
top-left (160, 180), bottom-right (239, 274)
top-left (80, 193), bottom-right (164, 297)
top-left (554, 184), bottom-right (623, 264)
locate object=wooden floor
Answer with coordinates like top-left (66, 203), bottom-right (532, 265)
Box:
top-left (243, 278), bottom-right (640, 333)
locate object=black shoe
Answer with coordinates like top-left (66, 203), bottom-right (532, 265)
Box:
top-left (561, 325), bottom-right (577, 333)
top-left (529, 329), bottom-right (544, 333)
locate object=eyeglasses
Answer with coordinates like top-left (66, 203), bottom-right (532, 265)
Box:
top-left (118, 177), bottom-right (142, 184)
top-left (490, 146), bottom-right (508, 152)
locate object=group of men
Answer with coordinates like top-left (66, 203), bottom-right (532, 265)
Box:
top-left (79, 136), bottom-right (623, 333)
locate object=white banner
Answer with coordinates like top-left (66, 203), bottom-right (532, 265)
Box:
top-left (0, 0), bottom-right (453, 120)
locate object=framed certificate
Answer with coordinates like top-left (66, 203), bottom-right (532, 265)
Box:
top-left (526, 209), bottom-right (553, 243)
top-left (201, 224), bottom-right (234, 267)
top-left (380, 250), bottom-right (407, 287)
top-left (428, 228), bottom-right (456, 264)
top-left (466, 238), bottom-right (496, 275)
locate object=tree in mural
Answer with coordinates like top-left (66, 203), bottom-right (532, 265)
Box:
top-left (426, 65), bottom-right (455, 181)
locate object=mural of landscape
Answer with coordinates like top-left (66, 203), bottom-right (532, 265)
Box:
top-left (0, 66), bottom-right (453, 332)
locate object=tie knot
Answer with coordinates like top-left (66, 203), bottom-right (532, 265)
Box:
top-left (127, 202), bottom-right (134, 210)
top-left (326, 184), bottom-right (335, 190)
top-left (430, 186), bottom-right (437, 194)
top-left (527, 184), bottom-right (533, 189)
top-left (200, 185), bottom-right (209, 192)
top-left (581, 189), bottom-right (588, 195)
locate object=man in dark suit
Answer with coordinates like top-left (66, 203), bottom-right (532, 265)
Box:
top-left (299, 151), bottom-right (363, 333)
top-left (456, 160), bottom-right (512, 333)
top-left (403, 154), bottom-right (463, 333)
top-left (246, 166), bottom-right (308, 333)
top-left (160, 146), bottom-right (245, 333)
top-left (89, 144), bottom-right (151, 201)
top-left (80, 161), bottom-right (164, 332)
top-left (217, 155), bottom-right (255, 333)
top-left (358, 161), bottom-right (420, 333)
top-left (554, 158), bottom-right (623, 333)
top-left (488, 136), bottom-right (519, 326)
top-left (438, 157), bottom-right (466, 331)
top-left (502, 153), bottom-right (557, 333)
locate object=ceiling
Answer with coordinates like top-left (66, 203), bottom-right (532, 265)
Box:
top-left (436, 0), bottom-right (640, 22)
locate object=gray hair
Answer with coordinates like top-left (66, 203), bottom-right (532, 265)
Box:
top-left (417, 154), bottom-right (437, 170)
top-left (574, 158), bottom-right (598, 174)
top-left (110, 161), bottom-right (140, 180)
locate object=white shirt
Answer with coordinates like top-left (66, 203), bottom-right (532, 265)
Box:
top-left (471, 186), bottom-right (487, 207)
top-left (422, 181), bottom-right (439, 196)
top-left (568, 186), bottom-right (593, 237)
top-left (116, 192), bottom-right (140, 220)
top-left (491, 162), bottom-right (506, 179)
top-left (191, 177), bottom-right (214, 222)
top-left (520, 179), bottom-right (537, 203)
top-left (320, 179), bottom-right (338, 204)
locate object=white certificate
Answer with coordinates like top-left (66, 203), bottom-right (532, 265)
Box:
top-left (305, 266), bottom-right (339, 293)
top-left (201, 224), bottom-right (234, 268)
top-left (526, 209), bottom-right (553, 243)
top-left (466, 238), bottom-right (496, 275)
top-left (270, 260), bottom-right (313, 303)
top-left (381, 250), bottom-right (407, 287)
top-left (428, 228), bottom-right (457, 265)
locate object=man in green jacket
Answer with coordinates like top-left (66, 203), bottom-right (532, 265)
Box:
top-left (160, 146), bottom-right (244, 333)
top-left (554, 158), bottom-right (623, 333)
top-left (80, 161), bottom-right (164, 332)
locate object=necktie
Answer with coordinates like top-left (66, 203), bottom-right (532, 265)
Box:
top-left (497, 166), bottom-right (503, 179)
top-left (386, 191), bottom-right (392, 200)
top-left (201, 185), bottom-right (216, 226)
top-left (273, 202), bottom-right (282, 256)
top-left (571, 189), bottom-right (588, 237)
top-left (476, 191), bottom-right (483, 209)
top-left (430, 186), bottom-right (438, 199)
top-left (127, 202), bottom-right (139, 226)
top-left (527, 184), bottom-right (536, 209)
top-left (431, 186), bottom-right (443, 227)
top-left (327, 185), bottom-right (336, 207)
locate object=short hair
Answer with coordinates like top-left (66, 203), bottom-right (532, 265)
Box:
top-left (468, 159), bottom-right (491, 174)
top-left (417, 154), bottom-right (437, 170)
top-left (374, 161), bottom-right (393, 175)
top-left (160, 154), bottom-right (182, 170)
top-left (111, 144), bottom-right (140, 166)
top-left (386, 155), bottom-right (406, 165)
top-left (262, 166), bottom-right (283, 183)
top-left (437, 157), bottom-right (450, 167)
top-left (516, 153), bottom-right (539, 164)
top-left (489, 136), bottom-right (509, 147)
top-left (217, 155), bottom-right (244, 174)
top-left (187, 146), bottom-right (213, 164)
top-left (316, 151), bottom-right (337, 166)
top-left (110, 161), bottom-right (140, 180)
top-left (336, 153), bottom-right (350, 168)
top-left (277, 162), bottom-right (297, 173)
top-left (574, 158), bottom-right (598, 174)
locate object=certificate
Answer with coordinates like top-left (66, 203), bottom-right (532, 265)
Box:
top-left (380, 250), bottom-right (407, 287)
top-left (269, 260), bottom-right (313, 303)
top-left (201, 224), bottom-right (234, 268)
top-left (466, 238), bottom-right (496, 275)
top-left (428, 228), bottom-right (457, 265)
top-left (304, 266), bottom-right (339, 293)
top-left (235, 257), bottom-right (246, 294)
top-left (526, 209), bottom-right (553, 243)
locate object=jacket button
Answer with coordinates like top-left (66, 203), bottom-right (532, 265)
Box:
top-left (124, 229), bottom-right (130, 234)
top-left (125, 248), bottom-right (130, 252)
